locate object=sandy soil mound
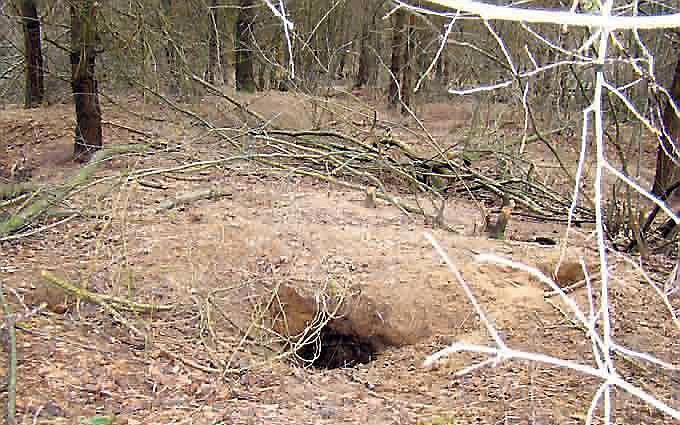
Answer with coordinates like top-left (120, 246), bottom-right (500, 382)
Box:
top-left (1, 97), bottom-right (678, 424)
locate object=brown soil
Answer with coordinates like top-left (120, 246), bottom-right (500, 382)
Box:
top-left (0, 94), bottom-right (678, 424)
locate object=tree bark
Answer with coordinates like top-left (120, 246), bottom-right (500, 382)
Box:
top-left (435, 52), bottom-right (448, 83)
top-left (354, 15), bottom-right (370, 88)
top-left (388, 9), bottom-right (406, 107)
top-left (71, 0), bottom-right (102, 160)
top-left (205, 0), bottom-right (220, 84)
top-left (18, 0), bottom-right (44, 108)
top-left (652, 56), bottom-right (680, 196)
top-left (335, 2), bottom-right (351, 80)
top-left (400, 14), bottom-right (416, 114)
top-left (235, 0), bottom-right (256, 92)
top-left (337, 52), bottom-right (347, 79)
top-left (160, 0), bottom-right (179, 96)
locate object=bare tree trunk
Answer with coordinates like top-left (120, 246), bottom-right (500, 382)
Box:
top-left (205, 0), bottom-right (220, 84)
top-left (337, 52), bottom-right (347, 79)
top-left (220, 3), bottom-right (232, 85)
top-left (18, 0), bottom-right (44, 108)
top-left (335, 2), bottom-right (351, 80)
top-left (388, 9), bottom-right (406, 107)
top-left (160, 0), bottom-right (179, 96)
top-left (354, 15), bottom-right (370, 89)
top-left (435, 53), bottom-right (443, 81)
top-left (71, 0), bottom-right (102, 160)
top-left (235, 0), bottom-right (256, 92)
top-left (652, 56), bottom-right (680, 196)
top-left (435, 52), bottom-right (449, 83)
top-left (272, 30), bottom-right (289, 91)
top-left (400, 14), bottom-right (416, 114)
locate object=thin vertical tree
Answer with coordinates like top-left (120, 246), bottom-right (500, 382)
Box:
top-left (18, 0), bottom-right (44, 108)
top-left (206, 0), bottom-right (221, 84)
top-left (400, 14), bottom-right (416, 114)
top-left (160, 0), bottom-right (179, 95)
top-left (388, 9), bottom-right (406, 107)
top-left (71, 0), bottom-right (102, 159)
top-left (652, 55), bottom-right (680, 197)
top-left (435, 52), bottom-right (448, 83)
top-left (235, 0), bottom-right (256, 92)
top-left (335, 2), bottom-right (351, 79)
top-left (354, 10), bottom-right (371, 89)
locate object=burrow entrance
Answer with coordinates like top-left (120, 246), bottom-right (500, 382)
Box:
top-left (296, 329), bottom-right (377, 369)
top-left (271, 284), bottom-right (420, 370)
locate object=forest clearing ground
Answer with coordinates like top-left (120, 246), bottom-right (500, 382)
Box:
top-left (0, 93), bottom-right (678, 424)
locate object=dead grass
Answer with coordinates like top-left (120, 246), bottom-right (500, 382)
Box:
top-left (0, 93), bottom-right (677, 424)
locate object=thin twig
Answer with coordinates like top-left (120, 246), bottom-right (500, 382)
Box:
top-left (0, 283), bottom-right (17, 425)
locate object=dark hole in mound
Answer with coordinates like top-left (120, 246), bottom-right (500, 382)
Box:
top-left (296, 328), bottom-right (377, 369)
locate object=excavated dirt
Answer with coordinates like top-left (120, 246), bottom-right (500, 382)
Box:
top-left (0, 95), bottom-right (678, 424)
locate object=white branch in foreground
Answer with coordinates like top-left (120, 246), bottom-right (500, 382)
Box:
top-left (423, 234), bottom-right (680, 422)
top-left (423, 342), bottom-right (680, 420)
top-left (415, 0), bottom-right (680, 29)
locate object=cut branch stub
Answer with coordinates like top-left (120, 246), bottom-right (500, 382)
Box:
top-left (484, 199), bottom-right (515, 240)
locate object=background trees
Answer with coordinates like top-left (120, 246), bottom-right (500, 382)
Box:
top-left (0, 2), bottom-right (679, 423)
top-left (653, 55), bottom-right (680, 197)
top-left (388, 9), bottom-right (406, 107)
top-left (70, 0), bottom-right (102, 158)
top-left (17, 0), bottom-right (43, 108)
top-left (235, 0), bottom-right (256, 91)
top-left (0, 0), bottom-right (677, 239)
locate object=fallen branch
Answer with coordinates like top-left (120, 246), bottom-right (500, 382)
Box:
top-left (102, 120), bottom-right (153, 138)
top-left (40, 271), bottom-right (173, 313)
top-left (0, 144), bottom-right (149, 237)
top-left (190, 74), bottom-right (269, 126)
top-left (0, 215), bottom-right (78, 242)
top-left (255, 157), bottom-right (464, 231)
top-left (40, 272), bottom-right (219, 374)
top-left (127, 80), bottom-right (595, 228)
top-left (0, 182), bottom-right (38, 201)
top-left (155, 187), bottom-right (232, 212)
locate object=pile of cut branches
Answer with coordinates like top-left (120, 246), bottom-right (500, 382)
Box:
top-left (0, 81), bottom-right (598, 240)
top-left (244, 125), bottom-right (595, 224)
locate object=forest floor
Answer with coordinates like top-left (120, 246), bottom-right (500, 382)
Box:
top-left (0, 89), bottom-right (678, 424)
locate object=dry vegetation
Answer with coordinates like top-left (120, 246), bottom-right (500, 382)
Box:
top-left (1, 0), bottom-right (679, 423)
top-left (0, 90), bottom-right (678, 424)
